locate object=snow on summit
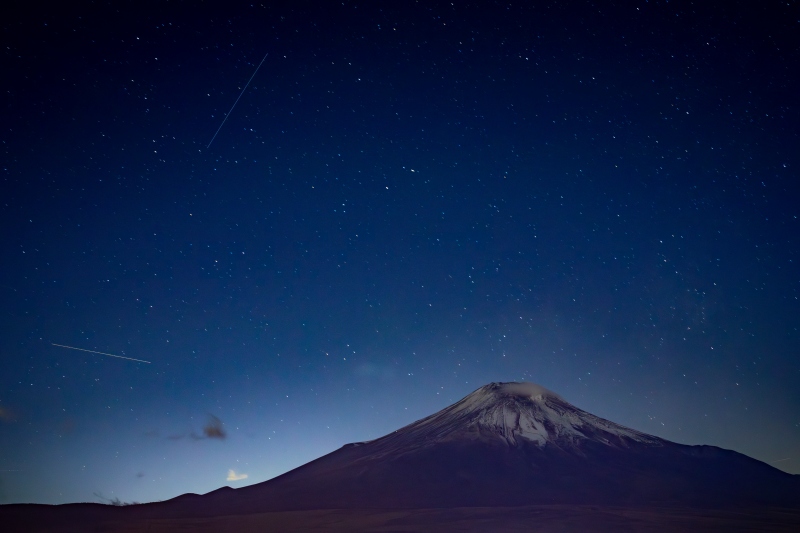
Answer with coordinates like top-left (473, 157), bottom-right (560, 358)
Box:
top-left (365, 382), bottom-right (664, 454)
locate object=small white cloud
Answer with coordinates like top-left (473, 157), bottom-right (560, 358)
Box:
top-left (226, 469), bottom-right (248, 481)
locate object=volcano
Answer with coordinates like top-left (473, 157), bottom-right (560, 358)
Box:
top-left (170, 381), bottom-right (800, 514)
top-left (3, 382), bottom-right (800, 531)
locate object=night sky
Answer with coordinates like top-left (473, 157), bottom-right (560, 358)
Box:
top-left (2, 1), bottom-right (799, 505)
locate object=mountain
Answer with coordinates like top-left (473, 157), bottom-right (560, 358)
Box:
top-left (169, 381), bottom-right (800, 515)
top-left (3, 381), bottom-right (799, 532)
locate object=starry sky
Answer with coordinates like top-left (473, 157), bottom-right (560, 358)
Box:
top-left (2, 0), bottom-right (799, 505)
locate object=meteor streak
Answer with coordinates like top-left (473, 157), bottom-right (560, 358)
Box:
top-left (51, 343), bottom-right (151, 364)
top-left (207, 51), bottom-right (269, 148)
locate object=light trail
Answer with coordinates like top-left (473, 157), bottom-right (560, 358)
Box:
top-left (51, 343), bottom-right (151, 364)
top-left (207, 51), bottom-right (269, 148)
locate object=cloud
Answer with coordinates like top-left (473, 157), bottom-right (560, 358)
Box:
top-left (158, 414), bottom-right (227, 441)
top-left (203, 415), bottom-right (226, 440)
top-left (226, 469), bottom-right (248, 481)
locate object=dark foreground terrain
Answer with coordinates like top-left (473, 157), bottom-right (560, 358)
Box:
top-left (3, 504), bottom-right (800, 532)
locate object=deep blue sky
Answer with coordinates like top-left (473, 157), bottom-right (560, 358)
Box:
top-left (2, 0), bottom-right (798, 504)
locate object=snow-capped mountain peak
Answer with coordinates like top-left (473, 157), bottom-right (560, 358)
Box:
top-left (366, 382), bottom-right (663, 453)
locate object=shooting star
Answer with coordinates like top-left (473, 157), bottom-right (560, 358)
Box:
top-left (51, 343), bottom-right (151, 364)
top-left (207, 51), bottom-right (269, 148)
